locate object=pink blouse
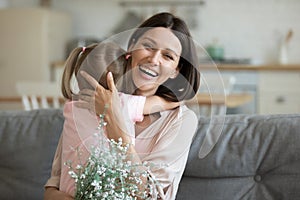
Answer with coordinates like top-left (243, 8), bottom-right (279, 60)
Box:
top-left (45, 100), bottom-right (198, 200)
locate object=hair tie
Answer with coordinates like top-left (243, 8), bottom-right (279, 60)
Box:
top-left (125, 54), bottom-right (131, 60)
top-left (82, 47), bottom-right (86, 53)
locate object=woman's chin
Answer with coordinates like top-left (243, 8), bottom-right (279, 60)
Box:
top-left (132, 75), bottom-right (158, 92)
top-left (134, 83), bottom-right (158, 96)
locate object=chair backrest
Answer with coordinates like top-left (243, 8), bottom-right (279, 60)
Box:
top-left (16, 81), bottom-right (63, 110)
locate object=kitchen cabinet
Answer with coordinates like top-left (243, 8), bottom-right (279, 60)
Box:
top-left (258, 71), bottom-right (300, 114)
top-left (0, 8), bottom-right (71, 97)
top-left (200, 64), bottom-right (300, 115)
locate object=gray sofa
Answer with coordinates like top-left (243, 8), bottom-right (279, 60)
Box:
top-left (0, 109), bottom-right (299, 200)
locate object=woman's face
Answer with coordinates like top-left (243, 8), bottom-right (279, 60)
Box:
top-left (129, 27), bottom-right (182, 96)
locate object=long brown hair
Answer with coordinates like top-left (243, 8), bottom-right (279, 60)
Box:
top-left (61, 42), bottom-right (126, 99)
top-left (126, 12), bottom-right (200, 102)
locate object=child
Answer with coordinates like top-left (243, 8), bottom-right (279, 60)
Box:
top-left (58, 42), bottom-right (179, 196)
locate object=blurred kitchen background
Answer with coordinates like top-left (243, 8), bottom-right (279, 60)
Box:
top-left (0, 0), bottom-right (299, 116)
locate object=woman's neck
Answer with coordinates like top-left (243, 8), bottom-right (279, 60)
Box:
top-left (135, 112), bottom-right (160, 137)
top-left (135, 89), bottom-right (156, 97)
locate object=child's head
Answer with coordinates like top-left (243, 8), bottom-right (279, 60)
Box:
top-left (61, 42), bottom-right (126, 99)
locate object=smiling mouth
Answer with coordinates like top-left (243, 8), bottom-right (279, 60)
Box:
top-left (139, 65), bottom-right (158, 77)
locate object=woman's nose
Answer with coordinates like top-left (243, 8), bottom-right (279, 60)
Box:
top-left (148, 50), bottom-right (160, 65)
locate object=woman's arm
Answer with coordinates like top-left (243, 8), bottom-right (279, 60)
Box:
top-left (78, 71), bottom-right (149, 194)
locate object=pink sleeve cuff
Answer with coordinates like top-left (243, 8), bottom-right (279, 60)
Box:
top-left (119, 93), bottom-right (146, 123)
top-left (131, 95), bottom-right (146, 122)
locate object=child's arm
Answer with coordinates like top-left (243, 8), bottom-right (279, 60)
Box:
top-left (120, 93), bottom-right (180, 123)
top-left (143, 95), bottom-right (180, 115)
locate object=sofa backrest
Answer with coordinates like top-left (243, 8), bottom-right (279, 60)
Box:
top-left (0, 109), bottom-right (63, 200)
top-left (1, 109), bottom-right (299, 200)
top-left (176, 114), bottom-right (300, 200)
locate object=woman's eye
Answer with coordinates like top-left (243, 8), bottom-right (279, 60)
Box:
top-left (142, 43), bottom-right (153, 49)
top-left (164, 54), bottom-right (174, 60)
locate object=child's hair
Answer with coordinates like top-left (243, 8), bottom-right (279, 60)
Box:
top-left (61, 42), bottom-right (126, 99)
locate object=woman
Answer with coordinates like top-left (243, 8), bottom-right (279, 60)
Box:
top-left (44, 12), bottom-right (200, 199)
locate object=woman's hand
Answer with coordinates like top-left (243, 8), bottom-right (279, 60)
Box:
top-left (76, 71), bottom-right (131, 144)
top-left (44, 187), bottom-right (73, 200)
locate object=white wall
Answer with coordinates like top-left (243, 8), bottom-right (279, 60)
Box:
top-left (196, 0), bottom-right (300, 64)
top-left (5, 0), bottom-right (300, 64)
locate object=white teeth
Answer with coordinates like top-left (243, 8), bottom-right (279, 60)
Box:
top-left (139, 66), bottom-right (158, 77)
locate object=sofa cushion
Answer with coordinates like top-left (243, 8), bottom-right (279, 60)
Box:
top-left (0, 109), bottom-right (63, 200)
top-left (176, 114), bottom-right (300, 200)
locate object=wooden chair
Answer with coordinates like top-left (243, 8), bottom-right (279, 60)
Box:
top-left (16, 81), bottom-right (64, 110)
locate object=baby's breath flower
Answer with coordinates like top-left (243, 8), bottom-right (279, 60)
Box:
top-left (66, 118), bottom-right (162, 200)
top-left (76, 164), bottom-right (82, 170)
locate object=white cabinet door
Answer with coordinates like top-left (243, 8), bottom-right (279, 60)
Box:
top-left (258, 71), bottom-right (300, 114)
top-left (259, 91), bottom-right (300, 114)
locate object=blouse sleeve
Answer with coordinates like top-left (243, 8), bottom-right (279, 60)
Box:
top-left (45, 101), bottom-right (101, 195)
top-left (44, 134), bottom-right (63, 188)
top-left (140, 107), bottom-right (198, 200)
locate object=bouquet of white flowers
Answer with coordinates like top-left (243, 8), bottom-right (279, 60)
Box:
top-left (65, 112), bottom-right (161, 200)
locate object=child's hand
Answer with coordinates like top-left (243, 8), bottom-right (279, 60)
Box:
top-left (74, 71), bottom-right (115, 115)
top-left (75, 70), bottom-right (131, 144)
